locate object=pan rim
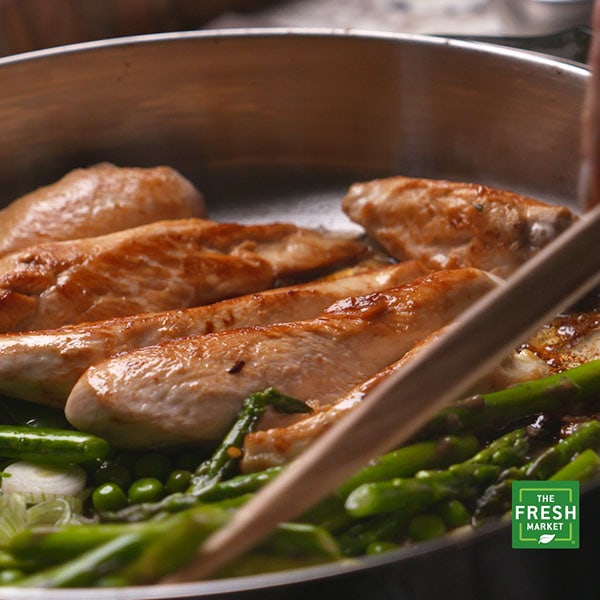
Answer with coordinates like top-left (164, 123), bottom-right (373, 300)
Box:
top-left (0, 26), bottom-right (590, 76)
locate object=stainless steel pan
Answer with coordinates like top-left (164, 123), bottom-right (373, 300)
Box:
top-left (0, 30), bottom-right (594, 600)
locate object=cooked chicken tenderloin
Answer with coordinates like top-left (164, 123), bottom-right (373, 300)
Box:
top-left (243, 314), bottom-right (600, 472)
top-left (0, 262), bottom-right (427, 407)
top-left (0, 163), bottom-right (205, 257)
top-left (0, 219), bottom-right (366, 333)
top-left (342, 176), bottom-right (577, 277)
top-left (66, 268), bottom-right (498, 448)
top-left (241, 332), bottom-right (550, 472)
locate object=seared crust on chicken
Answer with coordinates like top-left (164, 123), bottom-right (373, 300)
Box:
top-left (65, 268), bottom-right (498, 447)
top-left (0, 262), bottom-right (427, 407)
top-left (0, 164), bottom-right (205, 257)
top-left (524, 313), bottom-right (600, 372)
top-left (342, 176), bottom-right (577, 277)
top-left (0, 219), bottom-right (366, 333)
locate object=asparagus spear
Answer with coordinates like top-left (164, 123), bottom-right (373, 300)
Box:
top-left (336, 434), bottom-right (479, 499)
top-left (525, 419), bottom-right (600, 479)
top-left (345, 428), bottom-right (528, 518)
top-left (548, 448), bottom-right (600, 481)
top-left (190, 387), bottom-right (311, 494)
top-left (15, 533), bottom-right (148, 588)
top-left (10, 505), bottom-right (229, 566)
top-left (337, 511), bottom-right (410, 556)
top-left (0, 426), bottom-right (110, 465)
top-left (475, 419), bottom-right (600, 520)
top-left (346, 463), bottom-right (500, 518)
top-left (420, 359), bottom-right (600, 437)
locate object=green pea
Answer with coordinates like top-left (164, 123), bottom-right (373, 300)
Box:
top-left (366, 541), bottom-right (400, 555)
top-left (94, 462), bottom-right (132, 491)
top-left (92, 483), bottom-right (128, 512)
top-left (134, 452), bottom-right (172, 481)
top-left (165, 469), bottom-right (193, 494)
top-left (408, 515), bottom-right (446, 542)
top-left (128, 478), bottom-right (164, 504)
top-left (436, 499), bottom-right (470, 529)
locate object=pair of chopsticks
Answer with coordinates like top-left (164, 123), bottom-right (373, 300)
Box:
top-left (166, 4), bottom-right (600, 583)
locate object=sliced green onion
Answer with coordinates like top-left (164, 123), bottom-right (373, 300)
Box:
top-left (2, 461), bottom-right (86, 505)
top-left (0, 494), bottom-right (26, 545)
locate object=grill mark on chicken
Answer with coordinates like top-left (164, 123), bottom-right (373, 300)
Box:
top-left (65, 268), bottom-right (498, 448)
top-left (0, 262), bottom-right (426, 407)
top-left (342, 176), bottom-right (577, 277)
top-left (0, 219), bottom-right (366, 333)
top-left (0, 164), bottom-right (205, 257)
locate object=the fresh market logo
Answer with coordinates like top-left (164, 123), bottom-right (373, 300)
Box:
top-left (512, 481), bottom-right (579, 549)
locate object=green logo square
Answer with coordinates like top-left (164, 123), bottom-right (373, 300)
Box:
top-left (512, 481), bottom-right (579, 549)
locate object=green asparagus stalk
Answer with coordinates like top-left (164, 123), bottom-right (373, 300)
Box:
top-left (525, 419), bottom-right (600, 479)
top-left (420, 359), bottom-right (600, 437)
top-left (346, 463), bottom-right (500, 518)
top-left (345, 428), bottom-right (528, 518)
top-left (475, 420), bottom-right (600, 520)
top-left (548, 448), bottom-right (600, 481)
top-left (10, 505), bottom-right (229, 566)
top-left (0, 425), bottom-right (110, 464)
top-left (104, 509), bottom-right (225, 586)
top-left (337, 511), bottom-right (410, 556)
top-left (260, 523), bottom-right (340, 560)
top-left (190, 387), bottom-right (311, 494)
top-left (336, 435), bottom-right (479, 499)
top-left (16, 533), bottom-right (149, 588)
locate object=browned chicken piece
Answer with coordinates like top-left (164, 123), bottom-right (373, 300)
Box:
top-left (0, 262), bottom-right (427, 407)
top-left (524, 312), bottom-right (600, 372)
top-left (0, 163), bottom-right (205, 257)
top-left (66, 268), bottom-right (498, 448)
top-left (0, 218), bottom-right (366, 333)
top-left (241, 331), bottom-right (550, 472)
top-left (342, 176), bottom-right (577, 277)
top-left (245, 310), bottom-right (600, 472)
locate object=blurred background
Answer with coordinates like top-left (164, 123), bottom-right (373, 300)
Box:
top-left (0, 0), bottom-right (594, 58)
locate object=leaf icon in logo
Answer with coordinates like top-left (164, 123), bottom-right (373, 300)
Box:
top-left (538, 534), bottom-right (555, 544)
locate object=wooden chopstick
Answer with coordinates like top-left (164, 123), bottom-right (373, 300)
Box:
top-left (165, 203), bottom-right (600, 582)
top-left (165, 5), bottom-right (600, 582)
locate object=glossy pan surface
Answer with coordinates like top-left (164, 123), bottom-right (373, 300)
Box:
top-left (0, 30), bottom-right (594, 600)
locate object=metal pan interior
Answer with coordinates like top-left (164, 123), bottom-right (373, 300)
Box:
top-left (0, 29), bottom-right (593, 600)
